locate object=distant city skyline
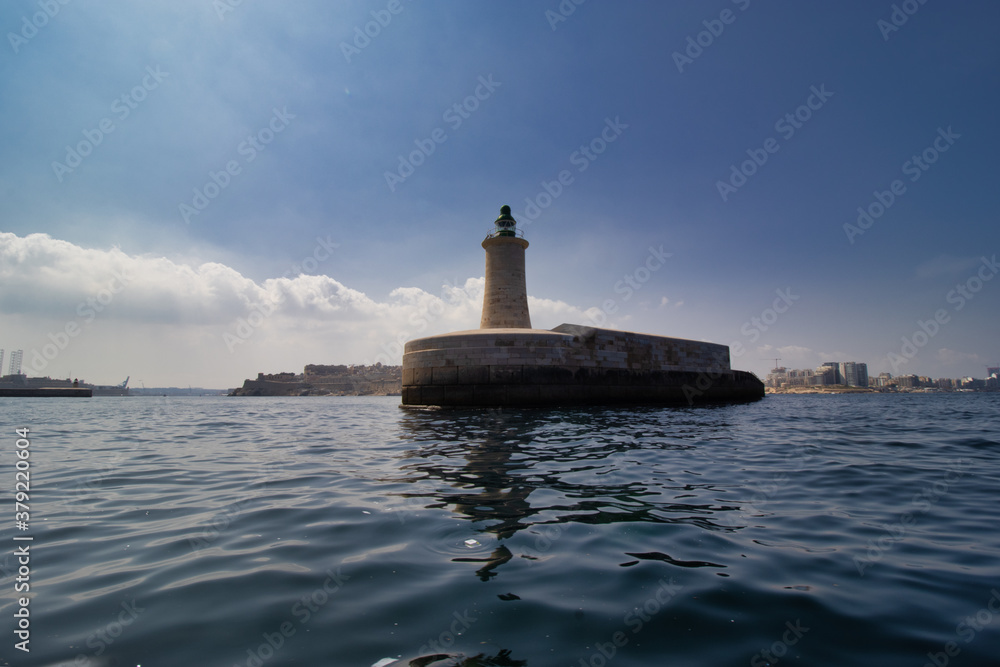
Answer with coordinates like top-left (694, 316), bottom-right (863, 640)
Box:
top-left (767, 359), bottom-right (1000, 391)
top-left (1, 2), bottom-right (998, 387)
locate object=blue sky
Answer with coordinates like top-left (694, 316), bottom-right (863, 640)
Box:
top-left (1, 0), bottom-right (998, 387)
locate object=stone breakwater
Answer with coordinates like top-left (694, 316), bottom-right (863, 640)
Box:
top-left (402, 324), bottom-right (764, 407)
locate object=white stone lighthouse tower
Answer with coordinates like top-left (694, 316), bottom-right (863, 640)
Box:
top-left (480, 205), bottom-right (531, 329)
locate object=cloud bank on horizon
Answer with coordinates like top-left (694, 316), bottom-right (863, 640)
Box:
top-left (0, 231), bottom-right (597, 384)
top-left (1, 0), bottom-right (998, 386)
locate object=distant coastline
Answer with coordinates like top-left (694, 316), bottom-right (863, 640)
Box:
top-left (230, 364), bottom-right (401, 396)
top-left (767, 386), bottom-right (873, 395)
top-left (767, 386), bottom-right (995, 395)
top-left (768, 362), bottom-right (999, 393)
top-left (227, 365), bottom-right (997, 398)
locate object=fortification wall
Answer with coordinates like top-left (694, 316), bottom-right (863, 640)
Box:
top-left (401, 324), bottom-right (758, 406)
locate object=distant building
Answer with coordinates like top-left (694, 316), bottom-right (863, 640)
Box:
top-left (960, 377), bottom-right (985, 390)
top-left (818, 362), bottom-right (841, 385)
top-left (7, 349), bottom-right (23, 376)
top-left (766, 362), bottom-right (995, 393)
top-left (840, 362), bottom-right (868, 388)
top-left (784, 369), bottom-right (816, 387)
top-left (236, 365), bottom-right (402, 396)
top-left (766, 367), bottom-right (788, 388)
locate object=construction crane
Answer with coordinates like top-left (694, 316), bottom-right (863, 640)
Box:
top-left (761, 357), bottom-right (782, 371)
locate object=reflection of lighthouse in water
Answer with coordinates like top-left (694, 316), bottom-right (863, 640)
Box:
top-left (395, 409), bottom-right (738, 581)
top-left (405, 410), bottom-right (536, 581)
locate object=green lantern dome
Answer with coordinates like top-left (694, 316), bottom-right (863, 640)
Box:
top-left (493, 205), bottom-right (517, 236)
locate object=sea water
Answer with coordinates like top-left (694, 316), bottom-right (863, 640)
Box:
top-left (1, 393), bottom-right (998, 666)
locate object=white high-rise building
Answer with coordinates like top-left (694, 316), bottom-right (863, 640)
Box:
top-left (8, 349), bottom-right (23, 376)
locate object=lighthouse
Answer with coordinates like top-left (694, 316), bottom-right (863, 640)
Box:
top-left (480, 205), bottom-right (531, 329)
top-left (400, 203), bottom-right (764, 407)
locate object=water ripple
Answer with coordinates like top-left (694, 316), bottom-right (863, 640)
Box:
top-left (1, 394), bottom-right (998, 666)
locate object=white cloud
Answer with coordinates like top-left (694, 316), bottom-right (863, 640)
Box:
top-left (0, 232), bottom-right (591, 385)
top-left (658, 296), bottom-right (683, 308)
top-left (777, 345), bottom-right (814, 357)
top-left (914, 254), bottom-right (981, 280)
top-left (935, 348), bottom-right (982, 365)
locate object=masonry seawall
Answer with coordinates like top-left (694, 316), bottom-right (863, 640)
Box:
top-left (402, 324), bottom-right (764, 407)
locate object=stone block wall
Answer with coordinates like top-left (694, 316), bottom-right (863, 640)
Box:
top-left (550, 324), bottom-right (730, 373)
top-left (480, 236), bottom-right (531, 329)
top-left (401, 324), bottom-right (760, 406)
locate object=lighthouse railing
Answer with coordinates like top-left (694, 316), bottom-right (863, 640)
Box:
top-left (484, 226), bottom-right (525, 240)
